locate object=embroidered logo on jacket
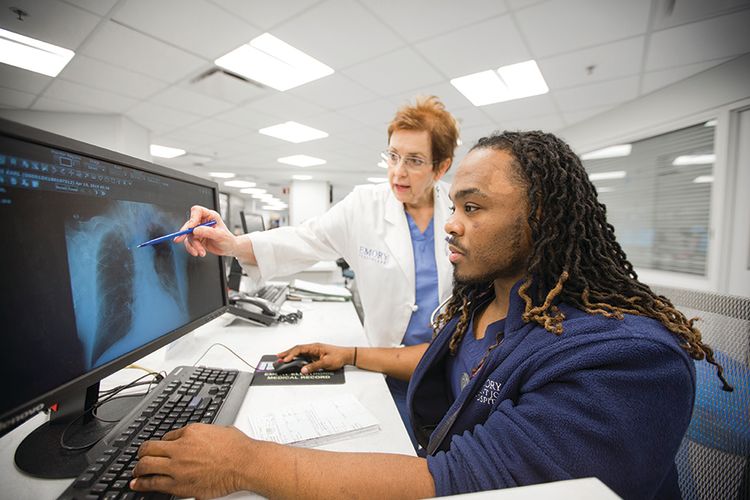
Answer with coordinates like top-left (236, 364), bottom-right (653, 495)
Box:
top-left (359, 245), bottom-right (389, 265)
top-left (475, 379), bottom-right (502, 406)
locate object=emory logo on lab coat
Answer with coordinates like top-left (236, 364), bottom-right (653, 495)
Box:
top-left (359, 245), bottom-right (389, 265)
top-left (476, 379), bottom-right (502, 406)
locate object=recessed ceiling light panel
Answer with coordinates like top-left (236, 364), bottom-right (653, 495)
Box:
top-left (0, 28), bottom-right (75, 77)
top-left (259, 121), bottom-right (328, 143)
top-left (215, 33), bottom-right (334, 91)
top-left (224, 180), bottom-right (256, 188)
top-left (150, 144), bottom-right (186, 158)
top-left (450, 60), bottom-right (548, 106)
top-left (581, 144), bottom-right (632, 160)
top-left (277, 155), bottom-right (326, 167)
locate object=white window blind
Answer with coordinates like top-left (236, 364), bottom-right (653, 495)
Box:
top-left (581, 121), bottom-right (715, 276)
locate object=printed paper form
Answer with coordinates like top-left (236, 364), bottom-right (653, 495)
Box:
top-left (246, 394), bottom-right (380, 447)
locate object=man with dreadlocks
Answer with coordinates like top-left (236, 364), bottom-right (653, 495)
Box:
top-left (132, 131), bottom-right (730, 500)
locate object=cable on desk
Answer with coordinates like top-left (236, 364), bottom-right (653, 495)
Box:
top-left (191, 342), bottom-right (258, 372)
top-left (59, 372), bottom-right (163, 451)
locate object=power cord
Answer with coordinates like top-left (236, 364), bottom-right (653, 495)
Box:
top-left (59, 371), bottom-right (163, 451)
top-left (191, 342), bottom-right (258, 371)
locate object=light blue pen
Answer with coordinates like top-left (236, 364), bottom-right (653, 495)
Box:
top-left (137, 220), bottom-right (217, 248)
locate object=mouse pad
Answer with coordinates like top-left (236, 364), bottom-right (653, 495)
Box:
top-left (251, 354), bottom-right (345, 386)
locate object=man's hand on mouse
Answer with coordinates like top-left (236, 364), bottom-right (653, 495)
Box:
top-left (277, 343), bottom-right (355, 374)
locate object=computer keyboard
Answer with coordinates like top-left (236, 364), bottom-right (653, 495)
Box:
top-left (57, 365), bottom-right (252, 500)
top-left (256, 283), bottom-right (288, 307)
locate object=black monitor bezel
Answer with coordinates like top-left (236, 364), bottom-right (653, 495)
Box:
top-left (0, 117), bottom-right (229, 429)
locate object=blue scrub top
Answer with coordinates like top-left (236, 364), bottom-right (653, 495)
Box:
top-left (402, 212), bottom-right (439, 346)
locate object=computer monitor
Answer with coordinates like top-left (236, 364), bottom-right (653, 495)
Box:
top-left (0, 118), bottom-right (228, 478)
top-left (239, 210), bottom-right (265, 233)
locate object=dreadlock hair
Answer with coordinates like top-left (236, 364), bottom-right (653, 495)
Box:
top-left (433, 130), bottom-right (732, 391)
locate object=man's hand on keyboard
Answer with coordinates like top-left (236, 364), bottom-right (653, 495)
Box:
top-left (130, 423), bottom-right (252, 499)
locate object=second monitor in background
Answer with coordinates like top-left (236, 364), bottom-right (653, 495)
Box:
top-left (240, 211), bottom-right (265, 234)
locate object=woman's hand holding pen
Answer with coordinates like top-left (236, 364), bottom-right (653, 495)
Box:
top-left (175, 205), bottom-right (238, 258)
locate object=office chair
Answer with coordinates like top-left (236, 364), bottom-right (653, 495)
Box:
top-left (650, 285), bottom-right (750, 500)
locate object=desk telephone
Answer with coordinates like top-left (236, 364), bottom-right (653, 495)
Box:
top-left (228, 292), bottom-right (301, 326)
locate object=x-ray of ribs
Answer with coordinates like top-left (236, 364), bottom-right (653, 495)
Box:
top-left (147, 223), bottom-right (181, 306)
top-left (92, 230), bottom-right (134, 363)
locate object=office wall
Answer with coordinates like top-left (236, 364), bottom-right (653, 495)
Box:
top-left (0, 111), bottom-right (150, 161)
top-left (557, 54), bottom-right (750, 295)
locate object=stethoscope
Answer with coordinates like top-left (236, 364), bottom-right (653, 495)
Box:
top-left (430, 295), bottom-right (454, 325)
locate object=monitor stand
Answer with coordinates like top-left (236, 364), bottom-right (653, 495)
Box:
top-left (14, 381), bottom-right (143, 479)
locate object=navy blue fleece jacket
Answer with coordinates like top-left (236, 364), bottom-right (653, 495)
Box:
top-left (407, 283), bottom-right (696, 499)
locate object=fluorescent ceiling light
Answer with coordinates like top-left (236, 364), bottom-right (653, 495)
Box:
top-left (588, 170), bottom-right (627, 181)
top-left (377, 160), bottom-right (388, 169)
top-left (367, 177), bottom-right (388, 183)
top-left (704, 119), bottom-right (717, 127)
top-left (224, 180), bottom-right (256, 188)
top-left (596, 187), bottom-right (615, 193)
top-left (672, 154), bottom-right (716, 166)
top-left (209, 172), bottom-right (236, 178)
top-left (215, 32), bottom-right (334, 91)
top-left (693, 175), bottom-right (714, 184)
top-left (450, 60), bottom-right (548, 106)
top-left (257, 193), bottom-right (275, 200)
top-left (0, 28), bottom-right (75, 77)
top-left (240, 188), bottom-right (266, 195)
top-left (581, 144), bottom-right (632, 160)
top-left (150, 144), bottom-right (186, 158)
top-left (262, 205), bottom-right (285, 211)
top-left (260, 121), bottom-right (328, 143)
top-left (292, 174), bottom-right (313, 180)
top-left (278, 155), bottom-right (326, 167)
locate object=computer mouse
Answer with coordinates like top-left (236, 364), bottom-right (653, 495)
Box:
top-left (272, 356), bottom-right (311, 375)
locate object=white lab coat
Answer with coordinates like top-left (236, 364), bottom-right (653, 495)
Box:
top-left (241, 181), bottom-right (453, 347)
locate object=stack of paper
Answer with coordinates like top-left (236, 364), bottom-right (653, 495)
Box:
top-left (288, 278), bottom-right (352, 302)
top-left (246, 394), bottom-right (380, 447)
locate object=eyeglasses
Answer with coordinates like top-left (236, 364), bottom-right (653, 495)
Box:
top-left (380, 150), bottom-right (435, 171)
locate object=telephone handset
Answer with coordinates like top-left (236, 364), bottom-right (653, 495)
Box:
top-left (232, 296), bottom-right (278, 316)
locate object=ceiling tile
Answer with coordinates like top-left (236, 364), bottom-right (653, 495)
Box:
top-left (337, 98), bottom-right (400, 130)
top-left (63, 0), bottom-right (118, 16)
top-left (415, 15), bottom-right (530, 78)
top-left (149, 86), bottom-right (234, 117)
top-left (554, 76), bottom-right (639, 112)
top-left (480, 93), bottom-right (559, 122)
top-left (641, 58), bottom-right (734, 95)
top-left (30, 96), bottom-right (102, 113)
top-left (210, 0), bottom-right (321, 30)
top-left (127, 102), bottom-right (201, 129)
top-left (0, 63), bottom-right (52, 94)
top-left (58, 55), bottom-right (167, 99)
top-left (651, 0), bottom-right (750, 30)
top-left (212, 104), bottom-right (279, 129)
top-left (174, 118), bottom-right (250, 141)
top-left (500, 113), bottom-right (566, 132)
top-left (342, 47), bottom-right (444, 97)
top-left (187, 70), bottom-right (270, 104)
top-left (645, 10), bottom-right (750, 70)
top-left (113, 0), bottom-right (259, 60)
top-left (272, 0), bottom-right (404, 69)
top-left (80, 21), bottom-right (207, 83)
top-left (561, 105), bottom-right (616, 127)
top-left (515, 0), bottom-right (651, 57)
top-left (303, 111), bottom-right (372, 135)
top-left (0, 87), bottom-right (35, 108)
top-left (451, 105), bottom-right (495, 130)
top-left (365, 0), bottom-right (507, 43)
top-left (244, 92), bottom-right (327, 122)
top-left (43, 79), bottom-right (138, 113)
top-left (0, 0), bottom-right (100, 50)
top-left (539, 36), bottom-right (645, 89)
top-left (288, 74), bottom-right (377, 110)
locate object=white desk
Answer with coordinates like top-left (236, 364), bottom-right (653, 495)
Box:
top-left (0, 300), bottom-right (414, 499)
